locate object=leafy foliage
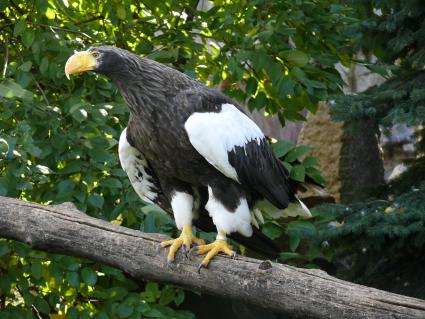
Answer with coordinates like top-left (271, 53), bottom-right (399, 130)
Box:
top-left (331, 0), bottom-right (425, 125)
top-left (323, 0), bottom-right (425, 298)
top-left (271, 140), bottom-right (324, 185)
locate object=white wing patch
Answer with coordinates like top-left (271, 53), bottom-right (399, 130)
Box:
top-left (118, 128), bottom-right (158, 204)
top-left (184, 103), bottom-right (264, 182)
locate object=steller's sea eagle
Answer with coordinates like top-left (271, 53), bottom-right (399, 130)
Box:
top-left (64, 46), bottom-right (312, 271)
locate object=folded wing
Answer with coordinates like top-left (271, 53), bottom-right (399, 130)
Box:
top-left (184, 102), bottom-right (294, 209)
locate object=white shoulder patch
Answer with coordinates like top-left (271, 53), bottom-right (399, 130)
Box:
top-left (184, 103), bottom-right (264, 181)
top-left (118, 128), bottom-right (158, 204)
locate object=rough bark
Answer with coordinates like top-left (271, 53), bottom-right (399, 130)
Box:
top-left (0, 196), bottom-right (424, 318)
top-left (339, 119), bottom-right (385, 202)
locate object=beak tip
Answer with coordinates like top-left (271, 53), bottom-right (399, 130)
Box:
top-left (65, 72), bottom-right (70, 80)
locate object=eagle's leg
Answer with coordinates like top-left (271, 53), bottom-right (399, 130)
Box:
top-left (161, 224), bottom-right (205, 263)
top-left (193, 231), bottom-right (235, 272)
top-left (159, 191), bottom-right (205, 265)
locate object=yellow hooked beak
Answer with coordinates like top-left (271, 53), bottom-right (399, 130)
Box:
top-left (64, 50), bottom-right (97, 80)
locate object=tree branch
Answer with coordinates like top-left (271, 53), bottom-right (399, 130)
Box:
top-left (0, 196), bottom-right (424, 318)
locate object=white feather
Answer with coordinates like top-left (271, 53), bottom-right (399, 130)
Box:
top-left (118, 128), bottom-right (158, 203)
top-left (170, 192), bottom-right (194, 229)
top-left (205, 186), bottom-right (253, 236)
top-left (184, 103), bottom-right (264, 182)
top-left (281, 198), bottom-right (312, 219)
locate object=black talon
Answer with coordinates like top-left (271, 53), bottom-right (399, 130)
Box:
top-left (189, 246), bottom-right (199, 258)
top-left (181, 245), bottom-right (188, 258)
top-left (165, 259), bottom-right (174, 269)
top-left (231, 251), bottom-right (236, 259)
top-left (197, 262), bottom-right (207, 273)
top-left (156, 244), bottom-right (163, 254)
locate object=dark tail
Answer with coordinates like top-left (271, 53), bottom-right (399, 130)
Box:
top-left (229, 228), bottom-right (280, 259)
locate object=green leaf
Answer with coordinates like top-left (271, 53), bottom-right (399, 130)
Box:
top-left (277, 77), bottom-right (296, 97)
top-left (58, 161), bottom-right (83, 174)
top-left (101, 177), bottom-right (122, 188)
top-left (109, 286), bottom-right (128, 301)
top-left (284, 110), bottom-right (307, 122)
top-left (45, 7), bottom-right (56, 19)
top-left (143, 309), bottom-right (163, 318)
top-left (22, 30), bottom-right (35, 48)
top-left (57, 180), bottom-right (76, 193)
top-left (174, 290), bottom-right (185, 306)
top-left (280, 50), bottom-right (309, 67)
top-left (282, 161), bottom-right (292, 173)
top-left (302, 156), bottom-right (318, 168)
top-left (142, 282), bottom-right (160, 303)
top-left (14, 20), bottom-right (26, 36)
top-left (306, 166), bottom-right (325, 185)
top-left (33, 297), bottom-right (50, 314)
top-left (0, 80), bottom-right (33, 100)
top-left (71, 108), bottom-right (88, 122)
top-left (40, 57), bottom-right (49, 75)
top-left (19, 61), bottom-right (33, 72)
top-left (289, 236), bottom-right (301, 252)
top-left (116, 304), bottom-right (134, 318)
top-left (116, 5), bottom-right (126, 20)
top-left (90, 148), bottom-right (113, 163)
top-left (159, 287), bottom-right (175, 306)
top-left (0, 240), bottom-right (9, 257)
top-left (271, 140), bottom-right (294, 158)
top-left (81, 267), bottom-right (97, 286)
top-left (262, 222), bottom-right (283, 240)
top-left (245, 77), bottom-right (257, 96)
top-left (66, 271), bottom-right (80, 288)
top-left (290, 164), bottom-right (305, 182)
top-left (67, 307), bottom-right (80, 319)
top-left (25, 144), bottom-right (42, 157)
top-left (88, 194), bottom-right (104, 208)
top-left (285, 145), bottom-right (310, 162)
top-left (94, 312), bottom-right (109, 319)
top-left (0, 274), bottom-right (12, 292)
top-left (31, 262), bottom-right (43, 279)
top-left (305, 80), bottom-right (326, 89)
top-left (290, 67), bottom-right (308, 84)
top-left (146, 282), bottom-right (159, 294)
top-left (228, 57), bottom-right (244, 81)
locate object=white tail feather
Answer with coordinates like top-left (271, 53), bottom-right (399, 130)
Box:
top-left (253, 197), bottom-right (312, 222)
top-left (300, 182), bottom-right (329, 197)
top-left (281, 198), bottom-right (312, 219)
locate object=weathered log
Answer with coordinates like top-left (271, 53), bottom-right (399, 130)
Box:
top-left (0, 196), bottom-right (424, 318)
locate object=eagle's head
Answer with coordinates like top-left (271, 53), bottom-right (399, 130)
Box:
top-left (65, 46), bottom-right (134, 79)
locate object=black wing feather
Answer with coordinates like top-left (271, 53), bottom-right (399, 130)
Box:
top-left (228, 140), bottom-right (294, 209)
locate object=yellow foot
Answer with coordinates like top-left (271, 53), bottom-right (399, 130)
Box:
top-left (160, 224), bottom-right (205, 266)
top-left (191, 232), bottom-right (236, 272)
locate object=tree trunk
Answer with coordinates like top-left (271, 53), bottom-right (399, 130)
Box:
top-left (0, 196), bottom-right (424, 318)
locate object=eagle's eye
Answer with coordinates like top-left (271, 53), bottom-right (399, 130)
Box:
top-left (92, 51), bottom-right (100, 58)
